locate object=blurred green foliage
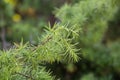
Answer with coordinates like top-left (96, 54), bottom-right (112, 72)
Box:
top-left (0, 0), bottom-right (68, 44)
top-left (55, 0), bottom-right (120, 80)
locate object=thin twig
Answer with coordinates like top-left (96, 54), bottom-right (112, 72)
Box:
top-left (16, 72), bottom-right (35, 80)
top-left (40, 36), bottom-right (52, 46)
top-left (32, 35), bottom-right (52, 51)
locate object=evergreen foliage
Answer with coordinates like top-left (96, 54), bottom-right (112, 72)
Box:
top-left (0, 23), bottom-right (80, 79)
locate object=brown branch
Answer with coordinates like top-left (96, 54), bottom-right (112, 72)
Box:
top-left (16, 72), bottom-right (35, 80)
top-left (32, 35), bottom-right (52, 51)
top-left (40, 36), bottom-right (52, 46)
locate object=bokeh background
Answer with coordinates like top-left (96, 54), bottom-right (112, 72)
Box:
top-left (0, 0), bottom-right (120, 80)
